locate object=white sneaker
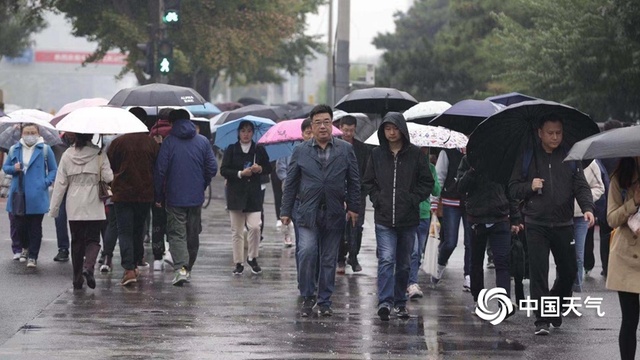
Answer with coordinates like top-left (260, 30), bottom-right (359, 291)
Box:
top-left (276, 220), bottom-right (282, 228)
top-left (99, 264), bottom-right (111, 273)
top-left (26, 258), bottom-right (37, 268)
top-left (12, 253), bottom-right (20, 260)
top-left (407, 284), bottom-right (424, 299)
top-left (164, 251), bottom-right (173, 266)
top-left (153, 260), bottom-right (164, 271)
top-left (19, 249), bottom-right (28, 263)
top-left (463, 275), bottom-right (471, 292)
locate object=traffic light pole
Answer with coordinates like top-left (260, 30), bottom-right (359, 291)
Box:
top-left (158, 0), bottom-right (168, 84)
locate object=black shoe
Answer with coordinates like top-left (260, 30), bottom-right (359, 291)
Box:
top-left (82, 270), bottom-right (96, 289)
top-left (53, 249), bottom-right (69, 262)
top-left (232, 263), bottom-right (244, 275)
top-left (394, 306), bottom-right (410, 319)
top-left (98, 252), bottom-right (105, 264)
top-left (318, 305), bottom-right (333, 317)
top-left (73, 282), bottom-right (83, 290)
top-left (247, 257), bottom-right (262, 274)
top-left (550, 318), bottom-right (562, 328)
top-left (535, 323), bottom-right (550, 335)
top-left (300, 297), bottom-right (315, 317)
top-left (378, 305), bottom-right (391, 321)
top-left (349, 257), bottom-right (362, 272)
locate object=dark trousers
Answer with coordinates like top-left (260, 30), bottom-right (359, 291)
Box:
top-left (584, 225), bottom-right (595, 271)
top-left (69, 221), bottom-right (102, 285)
top-left (54, 193), bottom-right (70, 251)
top-left (470, 221), bottom-right (512, 302)
top-left (618, 291), bottom-right (639, 360)
top-left (102, 204), bottom-right (118, 257)
top-left (115, 202), bottom-right (150, 270)
top-left (338, 201), bottom-right (366, 264)
top-left (151, 203), bottom-right (167, 260)
top-left (9, 213), bottom-right (20, 254)
top-left (270, 169), bottom-right (282, 219)
top-left (14, 214), bottom-right (44, 260)
top-left (599, 219), bottom-right (612, 276)
top-left (526, 223), bottom-right (576, 326)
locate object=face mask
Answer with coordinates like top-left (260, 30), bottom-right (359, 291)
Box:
top-left (23, 135), bottom-right (38, 146)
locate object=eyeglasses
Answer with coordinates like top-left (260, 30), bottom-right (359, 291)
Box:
top-left (312, 120), bottom-right (332, 128)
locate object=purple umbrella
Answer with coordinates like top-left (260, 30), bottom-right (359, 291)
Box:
top-left (429, 99), bottom-right (504, 135)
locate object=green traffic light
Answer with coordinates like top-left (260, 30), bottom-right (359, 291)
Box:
top-left (159, 57), bottom-right (171, 73)
top-left (163, 11), bottom-right (179, 23)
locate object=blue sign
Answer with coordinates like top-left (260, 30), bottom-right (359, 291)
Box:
top-left (4, 48), bottom-right (34, 64)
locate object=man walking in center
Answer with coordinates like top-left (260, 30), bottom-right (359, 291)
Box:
top-left (363, 112), bottom-right (434, 320)
top-left (281, 104), bottom-right (360, 317)
top-left (154, 109), bottom-right (217, 286)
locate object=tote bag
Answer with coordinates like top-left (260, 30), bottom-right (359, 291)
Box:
top-left (422, 216), bottom-right (440, 276)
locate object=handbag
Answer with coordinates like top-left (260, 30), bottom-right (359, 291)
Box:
top-left (12, 172), bottom-right (26, 216)
top-left (422, 215), bottom-right (440, 276)
top-left (97, 152), bottom-right (112, 200)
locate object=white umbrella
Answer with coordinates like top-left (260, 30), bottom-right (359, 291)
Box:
top-left (0, 110), bottom-right (61, 148)
top-left (55, 106), bottom-right (148, 134)
top-left (0, 109), bottom-right (55, 129)
top-left (365, 122), bottom-right (467, 149)
top-left (404, 101), bottom-right (452, 122)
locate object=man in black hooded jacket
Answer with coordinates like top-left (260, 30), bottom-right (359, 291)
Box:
top-left (363, 112), bottom-right (434, 321)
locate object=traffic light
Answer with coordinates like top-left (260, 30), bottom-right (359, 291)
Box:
top-left (157, 40), bottom-right (173, 74)
top-left (135, 41), bottom-right (154, 76)
top-left (163, 0), bottom-right (181, 24)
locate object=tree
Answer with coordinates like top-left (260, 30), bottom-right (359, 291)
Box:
top-left (0, 0), bottom-right (52, 58)
top-left (53, 0), bottom-right (323, 99)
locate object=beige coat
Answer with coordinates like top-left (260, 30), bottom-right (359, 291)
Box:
top-left (49, 144), bottom-right (114, 221)
top-left (573, 160), bottom-right (604, 217)
top-left (606, 172), bottom-right (640, 294)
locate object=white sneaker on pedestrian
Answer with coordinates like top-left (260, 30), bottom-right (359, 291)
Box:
top-left (407, 284), bottom-right (424, 299)
top-left (26, 258), bottom-right (37, 268)
top-left (463, 275), bottom-right (471, 292)
top-left (164, 251), bottom-right (173, 266)
top-left (153, 260), bottom-right (164, 271)
top-left (19, 248), bottom-right (28, 263)
top-left (276, 220), bottom-right (282, 228)
top-left (12, 253), bottom-right (20, 261)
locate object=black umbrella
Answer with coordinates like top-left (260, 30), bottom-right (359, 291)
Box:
top-left (334, 87), bottom-right (418, 115)
top-left (467, 100), bottom-right (600, 184)
top-left (565, 125), bottom-right (640, 161)
top-left (109, 83), bottom-right (207, 107)
top-left (429, 99), bottom-right (504, 135)
top-left (212, 104), bottom-right (289, 125)
top-left (485, 92), bottom-right (538, 106)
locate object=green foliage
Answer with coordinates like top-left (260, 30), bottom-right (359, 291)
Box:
top-left (53, 0), bottom-right (323, 97)
top-left (0, 0), bottom-right (52, 58)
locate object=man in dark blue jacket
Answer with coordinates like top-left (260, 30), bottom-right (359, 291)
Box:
top-left (281, 104), bottom-right (360, 317)
top-left (154, 109), bottom-right (217, 286)
top-left (363, 112), bottom-right (434, 320)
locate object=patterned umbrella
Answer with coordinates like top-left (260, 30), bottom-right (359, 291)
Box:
top-left (364, 122), bottom-right (467, 149)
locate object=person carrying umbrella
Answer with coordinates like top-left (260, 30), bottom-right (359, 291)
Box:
top-left (220, 120), bottom-right (272, 275)
top-left (508, 114), bottom-right (594, 335)
top-left (362, 112), bottom-right (434, 320)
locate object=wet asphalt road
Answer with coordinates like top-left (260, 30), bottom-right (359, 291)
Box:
top-left (0, 176), bottom-right (625, 359)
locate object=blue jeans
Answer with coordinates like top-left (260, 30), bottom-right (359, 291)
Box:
top-left (115, 202), bottom-right (151, 270)
top-left (573, 217), bottom-right (589, 292)
top-left (297, 210), bottom-right (343, 307)
top-left (409, 218), bottom-right (431, 285)
top-left (54, 193), bottom-right (70, 251)
top-left (375, 224), bottom-right (417, 308)
top-left (438, 206), bottom-right (472, 276)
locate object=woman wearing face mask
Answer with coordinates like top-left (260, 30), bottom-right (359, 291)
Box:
top-left (3, 123), bottom-right (57, 267)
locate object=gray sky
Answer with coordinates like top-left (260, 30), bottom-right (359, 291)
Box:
top-left (305, 0), bottom-right (413, 61)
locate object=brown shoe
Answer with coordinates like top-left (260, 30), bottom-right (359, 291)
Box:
top-left (121, 270), bottom-right (137, 286)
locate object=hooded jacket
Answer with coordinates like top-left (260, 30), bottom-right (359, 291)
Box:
top-left (3, 138), bottom-right (57, 215)
top-left (154, 118), bottom-right (217, 207)
top-left (107, 133), bottom-right (159, 203)
top-left (362, 112), bottom-right (434, 228)
top-left (49, 144), bottom-right (113, 220)
top-left (150, 119), bottom-right (172, 139)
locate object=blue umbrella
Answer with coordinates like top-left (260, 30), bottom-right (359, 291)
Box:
top-left (486, 92), bottom-right (538, 106)
top-left (213, 115), bottom-right (275, 150)
top-left (429, 99), bottom-right (504, 135)
top-left (186, 102), bottom-right (221, 118)
top-left (263, 141), bottom-right (301, 161)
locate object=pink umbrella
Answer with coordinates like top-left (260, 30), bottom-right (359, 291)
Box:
top-left (50, 97), bottom-right (109, 125)
top-left (258, 118), bottom-right (343, 160)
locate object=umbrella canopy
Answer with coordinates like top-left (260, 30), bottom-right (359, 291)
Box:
top-left (51, 97), bottom-right (109, 125)
top-left (0, 111), bottom-right (62, 149)
top-left (108, 83), bottom-right (207, 107)
top-left (429, 99), bottom-right (504, 135)
top-left (214, 115), bottom-right (275, 151)
top-left (404, 101), bottom-right (452, 125)
top-left (565, 125), bottom-right (640, 161)
top-left (364, 122), bottom-right (467, 149)
top-left (55, 106), bottom-right (149, 134)
top-left (334, 87), bottom-right (418, 115)
top-left (467, 99), bottom-right (600, 184)
top-left (486, 92), bottom-right (538, 106)
top-left (210, 104), bottom-right (289, 129)
top-left (258, 118), bottom-right (343, 160)
top-left (185, 102), bottom-right (221, 118)
top-left (332, 110), bottom-right (373, 142)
